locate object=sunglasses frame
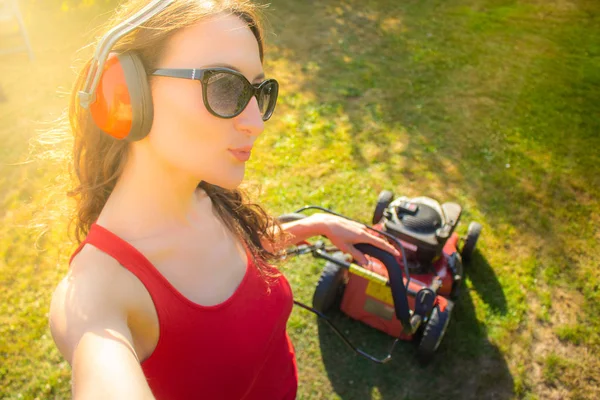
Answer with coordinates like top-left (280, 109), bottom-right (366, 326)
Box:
top-left (151, 67), bottom-right (278, 121)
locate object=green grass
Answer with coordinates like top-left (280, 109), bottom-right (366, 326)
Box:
top-left (1, 0), bottom-right (599, 399)
top-left (543, 352), bottom-right (570, 382)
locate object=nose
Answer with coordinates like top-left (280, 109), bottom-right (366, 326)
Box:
top-left (234, 96), bottom-right (264, 137)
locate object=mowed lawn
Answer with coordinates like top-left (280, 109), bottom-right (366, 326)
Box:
top-left (1, 0), bottom-right (599, 399)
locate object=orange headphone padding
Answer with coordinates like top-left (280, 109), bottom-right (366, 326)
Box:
top-left (90, 54), bottom-right (133, 140)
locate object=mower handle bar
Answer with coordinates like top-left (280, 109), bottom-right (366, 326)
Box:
top-left (287, 206), bottom-right (414, 333)
top-left (292, 205), bottom-right (411, 287)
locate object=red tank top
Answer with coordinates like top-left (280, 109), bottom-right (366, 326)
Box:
top-left (70, 223), bottom-right (298, 399)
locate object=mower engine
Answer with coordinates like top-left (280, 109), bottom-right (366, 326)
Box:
top-left (378, 195), bottom-right (463, 271)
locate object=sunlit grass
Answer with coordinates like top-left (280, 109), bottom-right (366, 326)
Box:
top-left (1, 0), bottom-right (599, 399)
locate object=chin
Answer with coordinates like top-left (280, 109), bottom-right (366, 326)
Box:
top-left (203, 169), bottom-right (245, 191)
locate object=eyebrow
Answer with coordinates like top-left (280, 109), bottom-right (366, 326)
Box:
top-left (203, 63), bottom-right (265, 83)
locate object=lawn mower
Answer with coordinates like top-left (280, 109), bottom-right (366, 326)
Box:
top-left (278, 190), bottom-right (482, 364)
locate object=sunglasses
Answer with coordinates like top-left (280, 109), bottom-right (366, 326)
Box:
top-left (151, 67), bottom-right (278, 121)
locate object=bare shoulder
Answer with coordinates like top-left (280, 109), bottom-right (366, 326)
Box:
top-left (49, 243), bottom-right (142, 364)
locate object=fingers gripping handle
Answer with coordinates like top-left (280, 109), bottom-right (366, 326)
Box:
top-left (354, 243), bottom-right (413, 333)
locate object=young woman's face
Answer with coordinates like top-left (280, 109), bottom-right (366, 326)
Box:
top-left (148, 13), bottom-right (266, 189)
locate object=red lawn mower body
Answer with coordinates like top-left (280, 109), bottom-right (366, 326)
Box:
top-left (312, 192), bottom-right (481, 357)
top-left (340, 226), bottom-right (457, 339)
top-left (283, 191), bottom-right (482, 362)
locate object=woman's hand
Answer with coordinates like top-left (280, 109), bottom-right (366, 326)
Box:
top-left (309, 213), bottom-right (400, 267)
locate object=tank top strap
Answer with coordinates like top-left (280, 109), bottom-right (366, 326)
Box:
top-left (69, 222), bottom-right (176, 292)
top-left (69, 222), bottom-right (257, 309)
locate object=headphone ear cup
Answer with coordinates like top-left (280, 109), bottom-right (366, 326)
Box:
top-left (89, 51), bottom-right (154, 141)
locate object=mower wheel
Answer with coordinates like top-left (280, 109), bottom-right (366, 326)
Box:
top-left (417, 305), bottom-right (452, 364)
top-left (372, 190), bottom-right (394, 224)
top-left (277, 213), bottom-right (308, 223)
top-left (312, 253), bottom-right (347, 313)
top-left (461, 222), bottom-right (482, 264)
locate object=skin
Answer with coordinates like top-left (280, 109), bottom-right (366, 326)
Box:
top-left (49, 12), bottom-right (399, 400)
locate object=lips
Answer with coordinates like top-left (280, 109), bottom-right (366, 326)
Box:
top-left (228, 148), bottom-right (252, 162)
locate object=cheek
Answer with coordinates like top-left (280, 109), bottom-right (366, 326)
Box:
top-left (152, 79), bottom-right (206, 130)
top-left (148, 82), bottom-right (233, 172)
top-left (152, 81), bottom-right (210, 143)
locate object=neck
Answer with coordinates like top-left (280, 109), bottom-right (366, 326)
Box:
top-left (98, 141), bottom-right (209, 239)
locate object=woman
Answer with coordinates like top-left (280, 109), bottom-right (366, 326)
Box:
top-left (49, 1), bottom-right (400, 399)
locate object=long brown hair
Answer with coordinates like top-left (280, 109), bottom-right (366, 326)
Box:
top-left (67, 0), bottom-right (289, 273)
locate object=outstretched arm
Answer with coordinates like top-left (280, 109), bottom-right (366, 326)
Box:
top-left (50, 252), bottom-right (156, 400)
top-left (263, 213), bottom-right (400, 266)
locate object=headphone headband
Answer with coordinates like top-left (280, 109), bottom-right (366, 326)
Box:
top-left (79, 0), bottom-right (175, 109)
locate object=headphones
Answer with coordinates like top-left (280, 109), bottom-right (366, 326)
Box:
top-left (78, 0), bottom-right (175, 141)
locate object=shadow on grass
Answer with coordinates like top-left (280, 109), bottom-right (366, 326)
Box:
top-left (311, 250), bottom-right (512, 400)
top-left (467, 252), bottom-right (507, 316)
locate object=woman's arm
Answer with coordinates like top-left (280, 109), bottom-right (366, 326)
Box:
top-left (264, 213), bottom-right (400, 266)
top-left (50, 252), bottom-right (156, 400)
top-left (276, 215), bottom-right (325, 245)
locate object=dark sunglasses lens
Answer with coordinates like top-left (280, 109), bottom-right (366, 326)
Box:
top-left (258, 80), bottom-right (278, 121)
top-left (205, 72), bottom-right (252, 117)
